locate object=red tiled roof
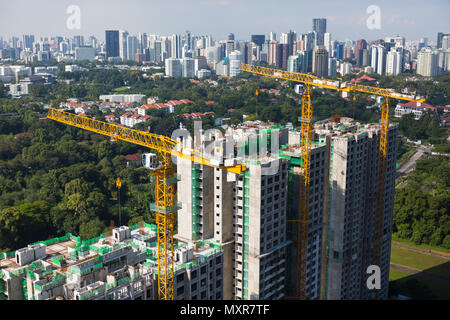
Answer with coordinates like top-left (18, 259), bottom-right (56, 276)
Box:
top-left (398, 101), bottom-right (437, 111)
top-left (125, 153), bottom-right (141, 161)
top-left (350, 75), bottom-right (376, 83)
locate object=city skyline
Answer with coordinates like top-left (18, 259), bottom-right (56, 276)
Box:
top-left (0, 0), bottom-right (449, 42)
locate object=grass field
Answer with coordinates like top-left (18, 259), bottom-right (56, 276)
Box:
top-left (390, 246), bottom-right (450, 279)
top-left (113, 86), bottom-right (130, 92)
top-left (390, 243), bottom-right (450, 300)
top-left (392, 235), bottom-right (450, 254)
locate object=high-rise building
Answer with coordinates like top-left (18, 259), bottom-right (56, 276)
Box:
top-left (22, 35), bottom-right (35, 51)
top-left (75, 46), bottom-right (95, 61)
top-left (229, 50), bottom-right (242, 77)
top-left (355, 39), bottom-right (367, 66)
top-left (386, 49), bottom-right (402, 76)
top-left (182, 57), bottom-right (195, 78)
top-left (239, 42), bottom-right (253, 65)
top-left (328, 57), bottom-right (337, 77)
top-left (287, 52), bottom-right (308, 73)
top-left (371, 45), bottom-right (386, 75)
top-left (313, 46), bottom-right (329, 77)
top-left (228, 33), bottom-right (235, 41)
top-left (313, 18), bottom-right (327, 46)
top-left (268, 40), bottom-right (278, 66)
top-left (339, 62), bottom-right (352, 76)
top-left (417, 47), bottom-right (438, 77)
top-left (127, 36), bottom-right (139, 62)
top-left (225, 40), bottom-right (235, 58)
top-left (251, 35), bottom-right (265, 48)
top-left (437, 32), bottom-right (449, 49)
top-left (138, 32), bottom-right (148, 53)
top-left (170, 34), bottom-right (182, 59)
top-left (269, 32), bottom-right (277, 41)
top-left (119, 30), bottom-right (129, 60)
top-left (165, 58), bottom-right (182, 77)
top-left (184, 30), bottom-right (192, 50)
top-left (280, 30), bottom-right (297, 55)
top-left (324, 33), bottom-right (332, 55)
top-left (335, 43), bottom-right (344, 60)
top-left (319, 119), bottom-right (399, 300)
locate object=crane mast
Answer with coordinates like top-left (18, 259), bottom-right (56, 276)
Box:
top-left (240, 63), bottom-right (425, 299)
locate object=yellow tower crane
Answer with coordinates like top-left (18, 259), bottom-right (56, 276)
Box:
top-left (240, 63), bottom-right (425, 299)
top-left (46, 108), bottom-right (245, 300)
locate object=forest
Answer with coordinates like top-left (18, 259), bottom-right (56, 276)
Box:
top-left (0, 100), bottom-right (156, 252)
top-left (393, 156), bottom-right (450, 248)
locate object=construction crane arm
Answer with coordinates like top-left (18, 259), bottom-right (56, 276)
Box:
top-left (47, 108), bottom-right (245, 174)
top-left (240, 63), bottom-right (426, 103)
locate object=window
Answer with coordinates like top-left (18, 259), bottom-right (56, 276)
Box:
top-left (201, 266), bottom-right (207, 274)
top-left (201, 291), bottom-right (207, 299)
top-left (177, 286), bottom-right (185, 296)
top-left (191, 270), bottom-right (198, 279)
top-left (191, 283), bottom-right (197, 292)
top-left (176, 273), bottom-right (184, 282)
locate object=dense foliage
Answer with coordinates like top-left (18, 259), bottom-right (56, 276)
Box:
top-left (0, 100), bottom-right (155, 252)
top-left (393, 156), bottom-right (450, 248)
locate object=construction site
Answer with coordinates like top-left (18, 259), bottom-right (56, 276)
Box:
top-left (0, 64), bottom-right (424, 300)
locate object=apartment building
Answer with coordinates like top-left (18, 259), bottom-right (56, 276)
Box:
top-left (314, 118), bottom-right (398, 300)
top-left (0, 223), bottom-right (223, 300)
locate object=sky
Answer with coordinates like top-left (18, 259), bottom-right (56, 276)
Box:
top-left (0, 0), bottom-right (449, 43)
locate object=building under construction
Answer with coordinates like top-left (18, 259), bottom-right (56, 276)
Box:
top-left (0, 117), bottom-right (398, 300)
top-left (176, 117), bottom-right (398, 300)
top-left (0, 223), bottom-right (224, 300)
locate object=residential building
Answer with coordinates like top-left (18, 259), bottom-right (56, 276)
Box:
top-left (105, 30), bottom-right (120, 58)
top-left (417, 47), bottom-right (438, 77)
top-left (313, 46), bottom-right (329, 77)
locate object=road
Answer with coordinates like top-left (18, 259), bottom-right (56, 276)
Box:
top-left (395, 145), bottom-right (431, 180)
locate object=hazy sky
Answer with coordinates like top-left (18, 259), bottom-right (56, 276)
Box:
top-left (0, 0), bottom-right (449, 42)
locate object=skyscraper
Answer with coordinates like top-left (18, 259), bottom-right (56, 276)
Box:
top-left (269, 32), bottom-right (277, 41)
top-left (386, 49), bottom-right (402, 76)
top-left (417, 47), bottom-right (438, 77)
top-left (371, 45), bottom-right (386, 75)
top-left (437, 32), bottom-right (449, 49)
top-left (105, 30), bottom-right (120, 58)
top-left (127, 36), bottom-right (138, 62)
top-left (165, 58), bottom-right (182, 77)
top-left (313, 18), bottom-right (327, 46)
top-left (23, 35), bottom-right (35, 51)
top-left (119, 30), bottom-right (129, 60)
top-left (170, 34), bottom-right (182, 59)
top-left (313, 46), bottom-right (329, 77)
top-left (328, 57), bottom-right (337, 77)
top-left (280, 30), bottom-right (297, 55)
top-left (268, 40), bottom-right (278, 66)
top-left (251, 35), bottom-right (265, 48)
top-left (228, 33), bottom-right (235, 41)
